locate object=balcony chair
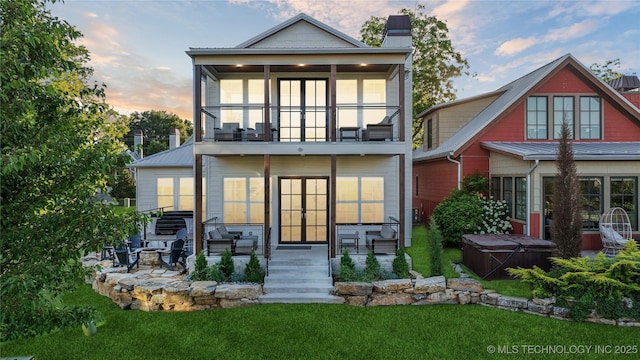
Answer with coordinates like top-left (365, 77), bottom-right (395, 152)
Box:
top-left (114, 243), bottom-right (140, 273)
top-left (245, 123), bottom-right (276, 141)
top-left (365, 224), bottom-right (398, 254)
top-left (214, 122), bottom-right (242, 141)
top-left (206, 229), bottom-right (234, 255)
top-left (362, 110), bottom-right (399, 141)
top-left (158, 238), bottom-right (187, 273)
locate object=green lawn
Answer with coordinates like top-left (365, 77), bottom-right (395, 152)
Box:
top-left (2, 285), bottom-right (637, 359)
top-left (407, 224), bottom-right (532, 298)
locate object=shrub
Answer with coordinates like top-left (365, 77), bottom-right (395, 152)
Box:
top-left (428, 221), bottom-right (444, 276)
top-left (476, 197), bottom-right (512, 235)
top-left (392, 247), bottom-right (410, 278)
top-left (204, 264), bottom-right (226, 282)
top-left (509, 240), bottom-right (640, 321)
top-left (432, 191), bottom-right (484, 246)
top-left (364, 250), bottom-right (381, 280)
top-left (244, 250), bottom-right (265, 283)
top-left (219, 249), bottom-right (235, 278)
top-left (338, 250), bottom-right (357, 281)
top-left (191, 252), bottom-right (208, 281)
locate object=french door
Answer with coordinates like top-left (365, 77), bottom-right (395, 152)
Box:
top-left (279, 177), bottom-right (328, 243)
top-left (278, 79), bottom-right (328, 142)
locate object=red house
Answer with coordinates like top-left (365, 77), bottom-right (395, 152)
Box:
top-left (413, 54), bottom-right (640, 250)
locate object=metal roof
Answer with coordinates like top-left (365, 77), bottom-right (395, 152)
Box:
top-left (608, 75), bottom-right (640, 92)
top-left (413, 54), bottom-right (640, 162)
top-left (128, 136), bottom-right (193, 168)
top-left (481, 141), bottom-right (640, 161)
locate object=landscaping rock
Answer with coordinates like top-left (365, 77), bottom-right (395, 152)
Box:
top-left (457, 291), bottom-right (471, 305)
top-left (368, 292), bottom-right (413, 306)
top-left (190, 281), bottom-right (217, 296)
top-left (344, 295), bottom-right (368, 306)
top-left (447, 278), bottom-right (483, 293)
top-left (334, 282), bottom-right (373, 296)
top-left (497, 296), bottom-right (528, 309)
top-left (480, 292), bottom-right (500, 305)
top-left (214, 284), bottom-right (262, 300)
top-left (527, 301), bottom-right (551, 314)
top-left (532, 297), bottom-right (555, 306)
top-left (372, 279), bottom-right (412, 293)
top-left (413, 276), bottom-right (446, 294)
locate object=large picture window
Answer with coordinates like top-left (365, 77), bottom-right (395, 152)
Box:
top-left (611, 177), bottom-right (637, 230)
top-left (524, 95), bottom-right (601, 140)
top-left (336, 177), bottom-right (384, 223)
top-left (157, 176), bottom-right (195, 211)
top-left (223, 177), bottom-right (264, 224)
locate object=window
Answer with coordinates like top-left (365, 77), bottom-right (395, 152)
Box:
top-left (219, 79), bottom-right (265, 129)
top-left (611, 177), bottom-right (637, 230)
top-left (178, 178), bottom-right (194, 211)
top-left (427, 119), bottom-right (433, 149)
top-left (491, 177), bottom-right (501, 200)
top-left (157, 178), bottom-right (174, 210)
top-left (157, 177), bottom-right (195, 211)
top-left (553, 96), bottom-right (574, 139)
top-left (503, 178), bottom-right (513, 216)
top-left (580, 177), bottom-right (603, 230)
top-left (527, 96), bottom-right (547, 139)
top-left (515, 177), bottom-right (527, 220)
top-left (223, 177), bottom-right (264, 224)
top-left (336, 177), bottom-right (384, 223)
top-left (415, 175), bottom-right (419, 196)
top-left (580, 96), bottom-right (601, 139)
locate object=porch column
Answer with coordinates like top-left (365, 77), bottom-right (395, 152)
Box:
top-left (330, 155), bottom-right (337, 258)
top-left (399, 65), bottom-right (405, 142)
top-left (264, 154), bottom-right (271, 259)
top-left (398, 65), bottom-right (406, 247)
top-left (194, 64), bottom-right (203, 254)
top-left (399, 154), bottom-right (405, 248)
top-left (330, 64), bottom-right (337, 142)
top-left (263, 65), bottom-right (271, 141)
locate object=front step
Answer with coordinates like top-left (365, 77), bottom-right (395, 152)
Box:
top-left (259, 248), bottom-right (343, 304)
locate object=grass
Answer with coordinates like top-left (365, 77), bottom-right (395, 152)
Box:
top-left (2, 285), bottom-right (637, 359)
top-left (408, 224), bottom-right (532, 298)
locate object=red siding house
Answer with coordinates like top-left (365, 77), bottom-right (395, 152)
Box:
top-left (413, 54), bottom-right (640, 250)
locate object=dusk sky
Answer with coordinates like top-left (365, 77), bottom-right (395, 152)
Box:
top-left (49, 0), bottom-right (640, 121)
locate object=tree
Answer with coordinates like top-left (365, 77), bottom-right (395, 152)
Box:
top-left (1, 0), bottom-right (144, 340)
top-left (125, 110), bottom-right (193, 156)
top-left (360, 4), bottom-right (472, 147)
top-left (589, 58), bottom-right (624, 83)
top-left (551, 121), bottom-right (583, 258)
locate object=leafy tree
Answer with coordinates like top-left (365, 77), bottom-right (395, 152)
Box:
top-left (125, 110), bottom-right (193, 156)
top-left (0, 0), bottom-right (144, 340)
top-left (551, 121), bottom-right (583, 258)
top-left (360, 4), bottom-right (472, 147)
top-left (589, 58), bottom-right (624, 83)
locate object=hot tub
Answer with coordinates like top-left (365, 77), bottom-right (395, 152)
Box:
top-left (462, 234), bottom-right (556, 280)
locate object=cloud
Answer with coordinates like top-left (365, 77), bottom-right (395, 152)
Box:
top-left (494, 36), bottom-right (539, 56)
top-left (544, 19), bottom-right (601, 42)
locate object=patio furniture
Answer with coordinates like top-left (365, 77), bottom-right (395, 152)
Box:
top-left (114, 243), bottom-right (140, 273)
top-left (246, 123), bottom-right (277, 141)
top-left (234, 235), bottom-right (258, 255)
top-left (339, 127), bottom-right (360, 141)
top-left (217, 225), bottom-right (242, 240)
top-left (214, 122), bottom-right (242, 141)
top-left (362, 110), bottom-right (399, 141)
top-left (158, 238), bottom-right (187, 273)
top-left (207, 229), bottom-right (234, 255)
top-left (338, 231), bottom-right (359, 254)
top-left (365, 225), bottom-right (398, 254)
top-left (599, 207), bottom-right (632, 256)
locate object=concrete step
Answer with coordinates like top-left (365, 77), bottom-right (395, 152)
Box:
top-left (259, 293), bottom-right (345, 304)
top-left (263, 284), bottom-right (334, 293)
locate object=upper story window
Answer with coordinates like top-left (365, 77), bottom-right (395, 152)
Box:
top-left (219, 79), bottom-right (265, 129)
top-left (426, 118), bottom-right (433, 149)
top-left (580, 96), bottom-right (601, 139)
top-left (336, 79), bottom-right (386, 129)
top-left (526, 95), bottom-right (602, 140)
top-left (553, 96), bottom-right (574, 139)
top-left (527, 97), bottom-right (547, 139)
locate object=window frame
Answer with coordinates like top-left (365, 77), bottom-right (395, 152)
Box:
top-left (336, 176), bottom-right (385, 224)
top-left (514, 177), bottom-right (527, 220)
top-left (579, 96), bottom-right (602, 139)
top-left (526, 96), bottom-right (548, 139)
top-left (610, 176), bottom-right (638, 231)
top-left (223, 176), bottom-right (265, 224)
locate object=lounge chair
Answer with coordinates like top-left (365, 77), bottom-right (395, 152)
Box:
top-left (114, 243), bottom-right (140, 273)
top-left (214, 122), bottom-right (242, 141)
top-left (217, 225), bottom-right (242, 240)
top-left (362, 110), bottom-right (399, 141)
top-left (245, 123), bottom-right (276, 141)
top-left (207, 229), bottom-right (234, 255)
top-left (365, 224), bottom-right (398, 254)
top-left (158, 238), bottom-right (187, 273)
top-left (599, 207), bottom-right (632, 256)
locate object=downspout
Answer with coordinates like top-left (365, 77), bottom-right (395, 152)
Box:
top-left (526, 160), bottom-right (540, 236)
top-left (446, 152), bottom-right (461, 190)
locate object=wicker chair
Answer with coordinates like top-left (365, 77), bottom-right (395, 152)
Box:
top-left (599, 207), bottom-right (632, 256)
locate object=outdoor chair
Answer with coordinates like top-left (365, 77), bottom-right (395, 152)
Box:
top-left (175, 228), bottom-right (192, 256)
top-left (599, 207), bottom-right (632, 256)
top-left (207, 229), bottom-right (234, 255)
top-left (114, 243), bottom-right (140, 273)
top-left (245, 123), bottom-right (277, 141)
top-left (362, 110), bottom-right (399, 141)
top-left (365, 224), bottom-right (398, 254)
top-left (214, 122), bottom-right (242, 141)
top-left (159, 238), bottom-right (187, 274)
top-left (217, 225), bottom-right (242, 240)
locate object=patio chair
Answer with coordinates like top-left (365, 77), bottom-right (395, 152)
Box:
top-left (159, 238), bottom-right (187, 273)
top-left (207, 229), bottom-right (234, 255)
top-left (362, 110), bottom-right (399, 141)
top-left (175, 228), bottom-right (192, 256)
top-left (114, 243), bottom-right (140, 273)
top-left (365, 224), bottom-right (398, 254)
top-left (217, 225), bottom-right (242, 240)
top-left (599, 207), bottom-right (632, 256)
top-left (214, 122), bottom-right (242, 141)
top-left (245, 123), bottom-right (277, 141)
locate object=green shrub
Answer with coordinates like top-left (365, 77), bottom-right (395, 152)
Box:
top-left (364, 250), bottom-right (381, 279)
top-left (244, 250), bottom-right (265, 283)
top-left (509, 240), bottom-right (640, 321)
top-left (338, 250), bottom-right (357, 281)
top-left (191, 252), bottom-right (208, 281)
top-left (392, 247), bottom-right (409, 278)
top-left (428, 221), bottom-right (444, 276)
top-left (204, 264), bottom-right (226, 282)
top-left (219, 249), bottom-right (235, 278)
top-left (432, 191), bottom-right (484, 246)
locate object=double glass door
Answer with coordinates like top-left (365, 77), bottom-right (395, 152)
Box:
top-left (279, 177), bottom-right (328, 243)
top-left (278, 79), bottom-right (327, 142)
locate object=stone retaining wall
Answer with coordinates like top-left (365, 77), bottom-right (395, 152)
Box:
top-left (333, 276), bottom-right (639, 327)
top-left (93, 271), bottom-right (262, 311)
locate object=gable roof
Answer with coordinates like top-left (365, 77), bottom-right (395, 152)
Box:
top-left (481, 141), bottom-right (640, 161)
top-left (236, 13), bottom-right (369, 49)
top-left (413, 53), bottom-right (640, 162)
top-left (128, 136), bottom-right (193, 168)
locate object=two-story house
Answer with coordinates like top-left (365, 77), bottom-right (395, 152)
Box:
top-left (413, 54), bottom-right (640, 250)
top-left (187, 13), bottom-right (413, 262)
